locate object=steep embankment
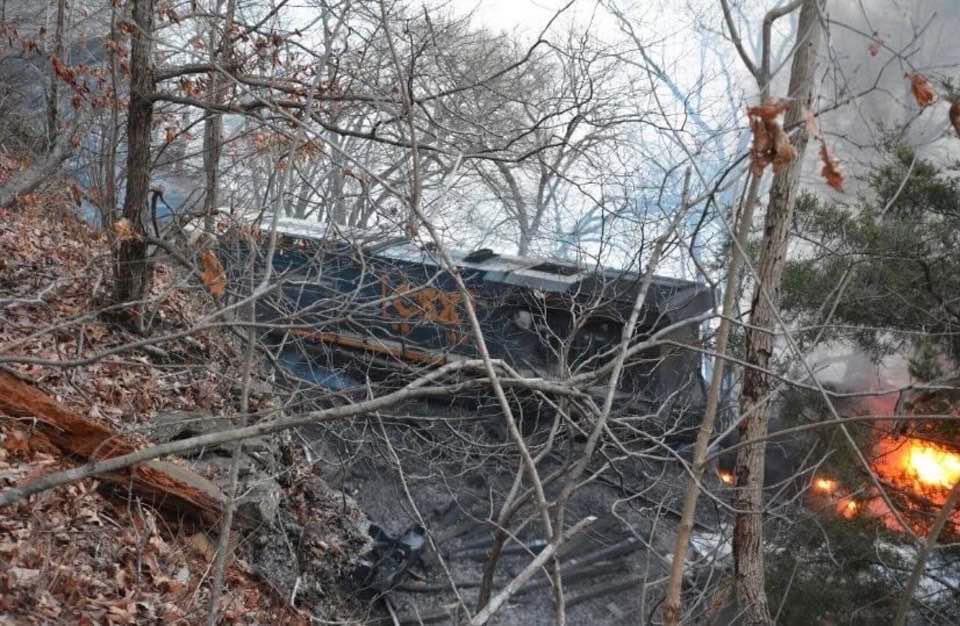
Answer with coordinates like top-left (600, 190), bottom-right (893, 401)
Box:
top-left (0, 166), bottom-right (369, 624)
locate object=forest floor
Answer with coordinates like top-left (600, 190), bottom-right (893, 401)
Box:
top-left (0, 157), bottom-right (364, 625)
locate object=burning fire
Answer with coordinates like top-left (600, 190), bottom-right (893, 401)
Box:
top-left (874, 436), bottom-right (960, 493)
top-left (841, 499), bottom-right (859, 518)
top-left (851, 435), bottom-right (960, 533)
top-left (718, 470), bottom-right (734, 485)
top-left (808, 436), bottom-right (960, 534)
top-left (814, 477), bottom-right (837, 493)
top-left (811, 477), bottom-right (856, 518)
top-left (902, 441), bottom-right (960, 488)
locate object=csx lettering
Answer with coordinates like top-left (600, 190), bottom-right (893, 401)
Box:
top-left (382, 281), bottom-right (467, 345)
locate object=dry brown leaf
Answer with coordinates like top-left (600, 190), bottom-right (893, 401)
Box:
top-left (199, 250), bottom-right (226, 298)
top-left (820, 143), bottom-right (845, 192)
top-left (154, 576), bottom-right (185, 594)
top-left (747, 98), bottom-right (796, 176)
top-left (950, 100), bottom-right (960, 138)
top-left (107, 602), bottom-right (138, 625)
top-left (771, 125), bottom-right (798, 174)
top-left (749, 114), bottom-right (773, 176)
top-left (908, 73), bottom-right (938, 108)
top-left (187, 532), bottom-right (217, 561)
top-left (746, 98), bottom-right (790, 121)
top-left (112, 218), bottom-right (138, 242)
top-left (3, 429), bottom-right (31, 458)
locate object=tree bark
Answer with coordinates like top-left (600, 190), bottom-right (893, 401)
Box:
top-left (202, 0), bottom-right (236, 234)
top-left (662, 174), bottom-right (761, 626)
top-left (100, 1), bottom-right (122, 225)
top-left (663, 2), bottom-right (811, 620)
top-left (0, 369), bottom-right (225, 524)
top-left (46, 0), bottom-right (66, 152)
top-left (114, 0), bottom-right (155, 304)
top-left (732, 2), bottom-right (823, 623)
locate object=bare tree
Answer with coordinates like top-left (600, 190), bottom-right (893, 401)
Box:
top-left (45, 0), bottom-right (66, 150)
top-left (732, 3), bottom-right (824, 622)
top-left (201, 0), bottom-right (236, 234)
top-left (113, 0), bottom-right (155, 306)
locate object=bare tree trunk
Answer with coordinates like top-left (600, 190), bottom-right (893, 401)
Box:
top-left (46, 0), bottom-right (66, 152)
top-left (114, 0), bottom-right (155, 305)
top-left (101, 1), bottom-right (122, 226)
top-left (732, 2), bottom-right (822, 623)
top-left (662, 0), bottom-right (809, 618)
top-left (662, 174), bottom-right (761, 625)
top-left (202, 0), bottom-right (235, 234)
top-left (328, 131), bottom-right (347, 224)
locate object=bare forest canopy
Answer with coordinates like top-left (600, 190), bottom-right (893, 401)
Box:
top-left (1, 0), bottom-right (960, 625)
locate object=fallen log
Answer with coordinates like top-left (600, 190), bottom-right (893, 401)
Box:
top-left (0, 368), bottom-right (225, 525)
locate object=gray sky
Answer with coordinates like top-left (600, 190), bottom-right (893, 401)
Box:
top-left (450, 0), bottom-right (582, 33)
top-left (447, 0), bottom-right (621, 38)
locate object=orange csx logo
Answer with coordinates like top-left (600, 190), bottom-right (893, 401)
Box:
top-left (381, 279), bottom-right (470, 346)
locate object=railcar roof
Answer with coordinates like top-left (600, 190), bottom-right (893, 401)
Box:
top-left (259, 217), bottom-right (712, 315)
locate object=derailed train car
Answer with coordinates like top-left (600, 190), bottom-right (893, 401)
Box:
top-left (225, 218), bottom-right (713, 429)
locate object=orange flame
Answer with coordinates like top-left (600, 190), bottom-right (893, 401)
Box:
top-left (902, 442), bottom-right (960, 489)
top-left (808, 436), bottom-right (960, 534)
top-left (718, 470), bottom-right (734, 485)
top-left (841, 499), bottom-right (859, 518)
top-left (874, 436), bottom-right (960, 493)
top-left (868, 435), bottom-right (960, 533)
top-left (814, 478), bottom-right (837, 493)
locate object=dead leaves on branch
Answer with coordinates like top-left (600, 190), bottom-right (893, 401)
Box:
top-left (747, 98), bottom-right (795, 177)
top-left (902, 73), bottom-right (960, 140)
top-left (748, 98), bottom-right (791, 122)
top-left (819, 143), bottom-right (844, 192)
top-left (748, 99), bottom-right (847, 192)
top-left (199, 250), bottom-right (226, 298)
top-left (747, 98), bottom-right (846, 192)
top-left (802, 107), bottom-right (846, 192)
top-left (908, 73), bottom-right (938, 108)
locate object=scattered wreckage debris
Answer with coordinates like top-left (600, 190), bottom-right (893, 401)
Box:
top-left (358, 515), bottom-right (703, 626)
top-left (354, 524), bottom-right (428, 593)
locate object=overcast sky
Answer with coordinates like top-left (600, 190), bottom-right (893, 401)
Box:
top-left (446, 0), bottom-right (624, 39)
top-left (450, 0), bottom-right (581, 33)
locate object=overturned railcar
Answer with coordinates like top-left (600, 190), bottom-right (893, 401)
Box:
top-left (228, 219), bottom-right (712, 424)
